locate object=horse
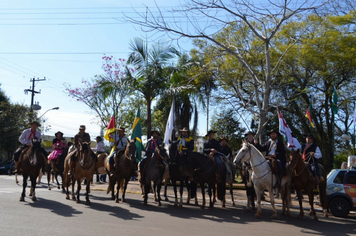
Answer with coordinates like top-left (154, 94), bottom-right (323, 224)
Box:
top-left (187, 152), bottom-right (225, 210)
top-left (234, 141), bottom-right (291, 219)
top-left (219, 154), bottom-right (235, 207)
top-left (289, 150), bottom-right (328, 220)
top-left (63, 140), bottom-right (95, 204)
top-left (168, 141), bottom-right (192, 207)
top-left (46, 148), bottom-right (67, 191)
top-left (142, 144), bottom-right (169, 206)
top-left (105, 140), bottom-right (136, 203)
top-left (18, 138), bottom-right (45, 202)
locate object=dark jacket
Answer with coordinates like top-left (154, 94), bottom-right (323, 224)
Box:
top-left (145, 138), bottom-right (163, 157)
top-left (301, 142), bottom-right (319, 164)
top-left (74, 132), bottom-right (91, 148)
top-left (256, 139), bottom-right (286, 166)
top-left (177, 135), bottom-right (195, 153)
top-left (203, 138), bottom-right (221, 155)
top-left (220, 145), bottom-right (232, 158)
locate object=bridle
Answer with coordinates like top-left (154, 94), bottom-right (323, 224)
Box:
top-left (243, 144), bottom-right (271, 180)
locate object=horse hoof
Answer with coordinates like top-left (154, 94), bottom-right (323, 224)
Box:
top-left (232, 203), bottom-right (236, 207)
top-left (29, 193), bottom-right (32, 197)
top-left (85, 201), bottom-right (91, 205)
top-left (222, 204), bottom-right (226, 208)
top-left (48, 187), bottom-right (51, 190)
top-left (314, 217), bottom-right (319, 221)
top-left (76, 200), bottom-right (81, 203)
top-left (122, 199), bottom-right (126, 203)
top-left (208, 207), bottom-right (213, 211)
top-left (115, 199), bottom-right (119, 203)
top-left (200, 206), bottom-right (205, 210)
top-left (19, 197), bottom-right (24, 202)
top-left (298, 214), bottom-right (303, 219)
top-left (158, 202), bottom-right (162, 207)
top-left (32, 196), bottom-right (37, 201)
top-left (143, 202), bottom-right (147, 206)
top-left (111, 196), bottom-right (115, 200)
top-left (271, 215), bottom-right (278, 220)
top-left (57, 186), bottom-right (60, 189)
top-left (66, 196), bottom-right (70, 200)
top-left (164, 197), bottom-right (168, 201)
top-left (255, 214), bottom-right (260, 219)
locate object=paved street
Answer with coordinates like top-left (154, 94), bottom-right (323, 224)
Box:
top-left (1, 175), bottom-right (355, 236)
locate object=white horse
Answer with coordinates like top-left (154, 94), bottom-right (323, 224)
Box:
top-left (234, 141), bottom-right (290, 219)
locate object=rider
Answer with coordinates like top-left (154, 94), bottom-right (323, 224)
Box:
top-left (52, 131), bottom-right (64, 144)
top-left (177, 127), bottom-right (194, 155)
top-left (245, 131), bottom-right (256, 145)
top-left (300, 134), bottom-right (322, 184)
top-left (67, 125), bottom-right (91, 175)
top-left (108, 127), bottom-right (129, 176)
top-left (219, 137), bottom-right (232, 160)
top-left (139, 130), bottom-right (163, 180)
top-left (203, 130), bottom-right (223, 182)
top-left (255, 129), bottom-right (286, 188)
top-left (13, 121), bottom-right (48, 173)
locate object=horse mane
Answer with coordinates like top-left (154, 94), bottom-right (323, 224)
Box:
top-left (244, 142), bottom-right (264, 158)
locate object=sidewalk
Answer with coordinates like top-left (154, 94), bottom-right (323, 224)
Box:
top-left (90, 180), bottom-right (324, 212)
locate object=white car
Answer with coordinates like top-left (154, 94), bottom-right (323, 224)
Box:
top-left (326, 168), bottom-right (356, 217)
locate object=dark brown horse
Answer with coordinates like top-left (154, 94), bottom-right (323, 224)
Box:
top-left (105, 140), bottom-right (136, 203)
top-left (19, 138), bottom-right (45, 202)
top-left (46, 148), bottom-right (67, 191)
top-left (290, 150), bottom-right (328, 220)
top-left (63, 140), bottom-right (95, 204)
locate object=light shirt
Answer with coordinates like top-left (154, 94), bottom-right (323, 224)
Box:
top-left (268, 139), bottom-right (277, 156)
top-left (19, 128), bottom-right (42, 146)
top-left (110, 135), bottom-right (129, 150)
top-left (92, 141), bottom-right (105, 152)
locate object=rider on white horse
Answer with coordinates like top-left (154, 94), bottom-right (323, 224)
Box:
top-left (254, 129), bottom-right (286, 188)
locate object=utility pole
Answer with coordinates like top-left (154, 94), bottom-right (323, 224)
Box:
top-left (24, 77), bottom-right (46, 122)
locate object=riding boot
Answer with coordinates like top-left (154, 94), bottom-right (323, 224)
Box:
top-left (14, 161), bottom-right (20, 174)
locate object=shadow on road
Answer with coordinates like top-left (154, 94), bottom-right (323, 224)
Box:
top-left (25, 198), bottom-right (83, 217)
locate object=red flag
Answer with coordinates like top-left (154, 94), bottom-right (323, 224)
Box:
top-left (305, 104), bottom-right (315, 128)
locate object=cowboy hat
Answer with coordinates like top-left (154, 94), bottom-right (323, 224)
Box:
top-left (205, 130), bottom-right (217, 137)
top-left (151, 130), bottom-right (161, 136)
top-left (267, 129), bottom-right (280, 136)
top-left (30, 121), bottom-right (41, 127)
top-left (219, 137), bottom-right (229, 142)
top-left (244, 131), bottom-right (255, 137)
top-left (179, 127), bottom-right (190, 132)
top-left (55, 131), bottom-right (63, 136)
top-left (304, 133), bottom-right (315, 139)
top-left (116, 127), bottom-right (125, 132)
top-left (79, 125), bottom-right (86, 130)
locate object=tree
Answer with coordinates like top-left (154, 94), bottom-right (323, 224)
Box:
top-left (127, 37), bottom-right (179, 136)
top-left (65, 55), bottom-right (134, 128)
top-left (210, 109), bottom-right (246, 152)
top-left (127, 0), bottom-right (322, 141)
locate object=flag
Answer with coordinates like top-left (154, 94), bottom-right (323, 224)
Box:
top-left (332, 86), bottom-right (338, 114)
top-left (164, 99), bottom-right (175, 146)
top-left (131, 107), bottom-right (144, 162)
top-left (305, 104), bottom-right (315, 128)
top-left (104, 110), bottom-right (116, 142)
top-left (278, 109), bottom-right (294, 148)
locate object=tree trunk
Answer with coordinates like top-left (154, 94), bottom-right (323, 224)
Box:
top-left (146, 98), bottom-right (152, 138)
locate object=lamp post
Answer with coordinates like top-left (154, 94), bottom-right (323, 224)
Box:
top-left (38, 107), bottom-right (59, 119)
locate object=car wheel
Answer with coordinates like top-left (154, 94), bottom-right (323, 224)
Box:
top-left (329, 197), bottom-right (351, 217)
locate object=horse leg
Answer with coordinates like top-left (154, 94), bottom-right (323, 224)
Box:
top-left (85, 178), bottom-right (91, 205)
top-left (164, 180), bottom-right (168, 201)
top-left (208, 185), bottom-right (214, 210)
top-left (143, 183), bottom-right (149, 205)
top-left (37, 168), bottom-right (42, 184)
top-left (230, 184), bottom-right (235, 207)
top-left (173, 181), bottom-right (178, 206)
top-left (296, 189), bottom-right (304, 218)
top-left (20, 175), bottom-right (28, 201)
top-left (157, 182), bottom-right (162, 206)
top-left (254, 186), bottom-right (262, 218)
top-left (71, 177), bottom-right (76, 200)
top-left (15, 173), bottom-right (19, 184)
top-left (76, 180), bottom-right (81, 203)
top-left (47, 169), bottom-right (51, 190)
top-left (307, 189), bottom-right (318, 221)
top-left (179, 181), bottom-right (184, 207)
top-left (122, 178), bottom-right (129, 203)
top-left (31, 175), bottom-right (37, 201)
top-left (115, 178), bottom-right (120, 203)
top-left (201, 184), bottom-right (206, 209)
top-left (269, 186), bottom-right (278, 219)
top-left (318, 181), bottom-right (329, 218)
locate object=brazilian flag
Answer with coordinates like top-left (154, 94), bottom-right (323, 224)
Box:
top-left (131, 107), bottom-right (144, 162)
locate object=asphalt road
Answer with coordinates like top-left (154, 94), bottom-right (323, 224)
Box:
top-left (1, 175), bottom-right (355, 236)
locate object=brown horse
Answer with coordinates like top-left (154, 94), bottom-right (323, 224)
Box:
top-left (105, 140), bottom-right (136, 203)
top-left (289, 150), bottom-right (328, 220)
top-left (63, 140), bottom-right (95, 204)
top-left (19, 138), bottom-right (45, 202)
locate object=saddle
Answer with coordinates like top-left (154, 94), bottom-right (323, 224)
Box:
top-left (265, 156), bottom-right (278, 175)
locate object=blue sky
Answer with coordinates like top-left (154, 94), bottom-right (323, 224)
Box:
top-left (0, 0), bottom-right (208, 139)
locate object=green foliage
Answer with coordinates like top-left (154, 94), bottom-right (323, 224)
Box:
top-left (210, 109), bottom-right (246, 152)
top-left (334, 152), bottom-right (349, 169)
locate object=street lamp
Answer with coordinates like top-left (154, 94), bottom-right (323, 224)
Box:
top-left (38, 107), bottom-right (59, 119)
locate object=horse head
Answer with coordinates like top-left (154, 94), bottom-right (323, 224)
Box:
top-left (168, 140), bottom-right (179, 161)
top-left (289, 149), bottom-right (302, 170)
top-left (28, 138), bottom-right (42, 165)
top-left (125, 139), bottom-right (137, 162)
top-left (78, 140), bottom-right (92, 167)
top-left (233, 141), bottom-right (252, 166)
top-left (155, 143), bottom-right (168, 161)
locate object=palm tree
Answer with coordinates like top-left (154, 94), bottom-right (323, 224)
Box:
top-left (127, 37), bottom-right (179, 136)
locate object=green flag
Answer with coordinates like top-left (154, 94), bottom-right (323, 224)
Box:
top-left (131, 107), bottom-right (144, 162)
top-left (332, 86), bottom-right (338, 114)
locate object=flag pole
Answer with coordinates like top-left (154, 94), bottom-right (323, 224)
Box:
top-left (354, 101), bottom-right (355, 155)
